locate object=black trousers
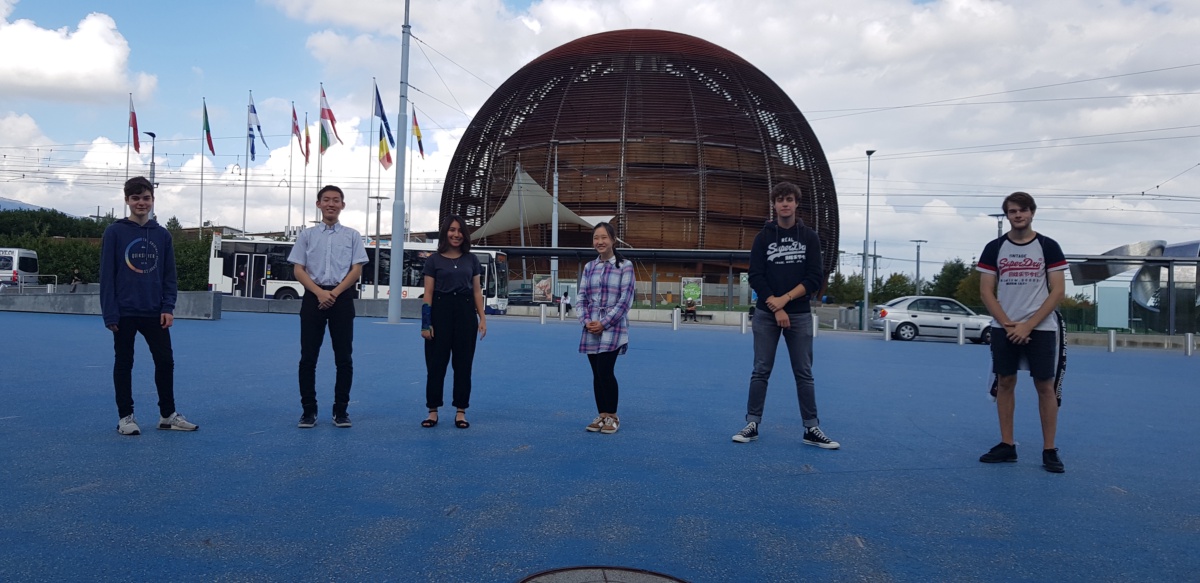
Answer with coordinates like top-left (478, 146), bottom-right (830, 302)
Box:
top-left (299, 289), bottom-right (355, 416)
top-left (587, 350), bottom-right (621, 414)
top-left (112, 316), bottom-right (175, 419)
top-left (425, 291), bottom-right (478, 410)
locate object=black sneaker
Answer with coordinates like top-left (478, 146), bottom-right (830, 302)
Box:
top-left (802, 426), bottom-right (840, 449)
top-left (979, 442), bottom-right (1017, 463)
top-left (731, 421), bottom-right (758, 443)
top-left (1042, 448), bottom-right (1065, 473)
top-left (297, 412), bottom-right (317, 429)
top-left (333, 413), bottom-right (352, 428)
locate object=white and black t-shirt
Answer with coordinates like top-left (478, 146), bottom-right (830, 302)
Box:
top-left (976, 233), bottom-right (1067, 332)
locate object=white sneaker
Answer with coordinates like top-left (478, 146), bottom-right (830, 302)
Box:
top-left (600, 416), bottom-right (620, 434)
top-left (117, 415), bottom-right (141, 436)
top-left (586, 415), bottom-right (605, 432)
top-left (158, 412), bottom-right (199, 431)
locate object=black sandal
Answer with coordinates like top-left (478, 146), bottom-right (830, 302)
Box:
top-left (455, 411), bottom-right (469, 429)
top-left (421, 411), bottom-right (438, 428)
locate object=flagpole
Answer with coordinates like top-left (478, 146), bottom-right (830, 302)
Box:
top-left (288, 102), bottom-right (295, 237)
top-left (316, 84), bottom-right (323, 189)
top-left (406, 112), bottom-right (414, 242)
top-left (387, 0), bottom-right (411, 323)
top-left (304, 112), bottom-right (310, 228)
top-left (243, 91), bottom-right (252, 234)
top-left (365, 78), bottom-right (376, 245)
top-left (200, 97), bottom-right (206, 240)
top-left (126, 94), bottom-right (132, 181)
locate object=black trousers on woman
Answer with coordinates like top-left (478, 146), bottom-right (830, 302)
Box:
top-left (587, 350), bottom-right (620, 414)
top-left (425, 291), bottom-right (478, 410)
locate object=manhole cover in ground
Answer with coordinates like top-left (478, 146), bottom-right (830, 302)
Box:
top-left (520, 566), bottom-right (688, 583)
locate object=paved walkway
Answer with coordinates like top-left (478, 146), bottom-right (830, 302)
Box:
top-left (1, 311), bottom-right (1196, 582)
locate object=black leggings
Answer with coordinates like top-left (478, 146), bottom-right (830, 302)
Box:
top-left (587, 350), bottom-right (620, 414)
top-left (424, 292), bottom-right (478, 410)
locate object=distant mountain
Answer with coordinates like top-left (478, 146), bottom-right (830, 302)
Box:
top-left (0, 197), bottom-right (51, 212)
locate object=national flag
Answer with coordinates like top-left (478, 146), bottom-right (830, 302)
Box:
top-left (129, 99), bottom-right (140, 153)
top-left (248, 93), bottom-right (268, 161)
top-left (291, 105), bottom-right (304, 158)
top-left (319, 86), bottom-right (343, 154)
top-left (378, 125), bottom-right (393, 170)
top-left (412, 112), bottom-right (424, 159)
top-left (303, 112), bottom-right (311, 166)
top-left (373, 84), bottom-right (394, 147)
top-left (202, 100), bottom-right (215, 155)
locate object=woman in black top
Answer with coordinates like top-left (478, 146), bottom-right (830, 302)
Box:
top-left (420, 215), bottom-right (487, 428)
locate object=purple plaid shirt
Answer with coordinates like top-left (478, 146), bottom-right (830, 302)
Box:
top-left (577, 256), bottom-right (635, 354)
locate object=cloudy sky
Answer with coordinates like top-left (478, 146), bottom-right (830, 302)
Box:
top-left (1, 0), bottom-right (1198, 288)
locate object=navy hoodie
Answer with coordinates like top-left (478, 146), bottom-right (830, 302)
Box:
top-left (100, 218), bottom-right (178, 326)
top-left (748, 218), bottom-right (824, 314)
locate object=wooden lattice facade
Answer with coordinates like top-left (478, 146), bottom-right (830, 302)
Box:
top-left (441, 29), bottom-right (839, 276)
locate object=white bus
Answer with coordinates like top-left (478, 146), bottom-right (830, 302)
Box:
top-left (207, 234), bottom-right (510, 314)
top-left (0, 247), bottom-right (38, 287)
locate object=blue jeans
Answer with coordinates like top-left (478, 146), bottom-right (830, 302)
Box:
top-left (746, 309), bottom-right (819, 428)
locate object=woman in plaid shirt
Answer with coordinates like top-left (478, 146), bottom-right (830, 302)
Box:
top-left (577, 222), bottom-right (635, 434)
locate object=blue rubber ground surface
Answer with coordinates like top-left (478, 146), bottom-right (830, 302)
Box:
top-left (0, 311), bottom-right (1196, 582)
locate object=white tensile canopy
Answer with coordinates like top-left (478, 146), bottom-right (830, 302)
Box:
top-left (471, 166), bottom-right (604, 240)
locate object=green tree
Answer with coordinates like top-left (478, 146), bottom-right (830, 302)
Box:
top-left (955, 269), bottom-right (983, 308)
top-left (165, 215), bottom-right (183, 237)
top-left (824, 271), bottom-right (848, 304)
top-left (875, 272), bottom-right (915, 304)
top-left (173, 233), bottom-right (213, 291)
top-left (0, 209), bottom-right (106, 238)
top-left (928, 258), bottom-right (971, 298)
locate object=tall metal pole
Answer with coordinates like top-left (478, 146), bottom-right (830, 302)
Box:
top-left (144, 132), bottom-right (156, 188)
top-left (989, 213), bottom-right (1005, 239)
top-left (861, 149), bottom-right (875, 330)
top-left (386, 0), bottom-right (411, 323)
top-left (911, 239), bottom-right (927, 295)
top-left (365, 79), bottom-right (376, 244)
top-left (370, 195), bottom-right (388, 299)
top-left (243, 91), bottom-right (252, 235)
top-left (550, 140), bottom-right (560, 296)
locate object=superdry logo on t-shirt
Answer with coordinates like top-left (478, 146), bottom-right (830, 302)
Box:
top-left (999, 256), bottom-right (1044, 279)
top-left (767, 239), bottom-right (807, 263)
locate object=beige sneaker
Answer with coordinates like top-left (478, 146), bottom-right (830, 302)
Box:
top-left (586, 415), bottom-right (605, 432)
top-left (600, 416), bottom-right (620, 434)
top-left (158, 412), bottom-right (199, 431)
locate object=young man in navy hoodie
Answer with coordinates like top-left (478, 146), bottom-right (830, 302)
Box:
top-left (732, 182), bottom-right (838, 449)
top-left (100, 176), bottom-right (198, 435)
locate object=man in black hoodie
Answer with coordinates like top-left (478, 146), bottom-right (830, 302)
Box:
top-left (100, 176), bottom-right (198, 436)
top-left (731, 182), bottom-right (838, 449)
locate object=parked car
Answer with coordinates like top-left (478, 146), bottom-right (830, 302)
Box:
top-left (870, 296), bottom-right (992, 344)
top-left (508, 286), bottom-right (534, 305)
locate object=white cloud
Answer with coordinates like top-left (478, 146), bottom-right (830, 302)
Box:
top-left (0, 9), bottom-right (156, 101)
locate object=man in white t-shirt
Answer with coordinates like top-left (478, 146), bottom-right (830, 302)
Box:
top-left (975, 191), bottom-right (1067, 473)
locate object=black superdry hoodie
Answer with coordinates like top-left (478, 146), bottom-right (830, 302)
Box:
top-left (748, 218), bottom-right (824, 315)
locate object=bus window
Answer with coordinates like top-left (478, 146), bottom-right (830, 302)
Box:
top-left (473, 252), bottom-right (495, 296)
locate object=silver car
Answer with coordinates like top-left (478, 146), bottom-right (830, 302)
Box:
top-left (870, 296), bottom-right (993, 344)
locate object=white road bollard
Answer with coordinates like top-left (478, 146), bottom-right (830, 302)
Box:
top-left (740, 311), bottom-right (749, 334)
top-left (812, 314), bottom-right (819, 337)
top-left (833, 319), bottom-right (838, 331)
top-left (958, 323), bottom-right (966, 345)
top-left (559, 303), bottom-right (565, 321)
top-left (1186, 333), bottom-right (1194, 356)
top-left (1108, 329), bottom-right (1116, 352)
top-left (539, 303), bottom-right (547, 325)
top-left (883, 320), bottom-right (891, 342)
top-left (672, 308), bottom-right (680, 331)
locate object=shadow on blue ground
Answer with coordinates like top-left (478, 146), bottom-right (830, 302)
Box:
top-left (0, 311), bottom-right (1196, 582)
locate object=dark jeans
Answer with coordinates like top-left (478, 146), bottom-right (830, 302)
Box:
top-left (425, 292), bottom-right (477, 410)
top-left (587, 350), bottom-right (621, 414)
top-left (746, 309), bottom-right (819, 428)
top-left (112, 316), bottom-right (175, 419)
top-left (299, 289), bottom-right (355, 416)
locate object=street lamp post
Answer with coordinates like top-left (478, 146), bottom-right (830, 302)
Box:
top-left (910, 239), bottom-right (927, 295)
top-left (861, 149), bottom-right (876, 330)
top-left (143, 132), bottom-right (156, 220)
top-left (550, 139), bottom-right (560, 298)
top-left (369, 195), bottom-right (389, 299)
top-left (988, 213), bottom-right (1005, 239)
